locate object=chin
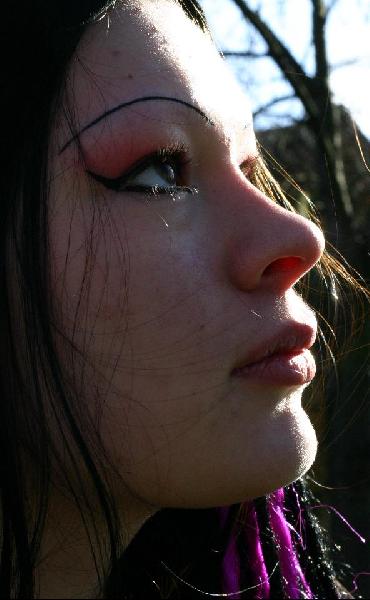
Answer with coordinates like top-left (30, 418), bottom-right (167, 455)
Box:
top-left (233, 392), bottom-right (319, 503)
top-left (190, 414), bottom-right (317, 509)
top-left (265, 393), bottom-right (318, 493)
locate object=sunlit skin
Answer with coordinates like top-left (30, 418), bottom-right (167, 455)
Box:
top-left (44, 0), bottom-right (324, 596)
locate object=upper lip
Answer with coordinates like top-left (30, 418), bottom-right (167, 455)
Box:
top-left (232, 322), bottom-right (317, 371)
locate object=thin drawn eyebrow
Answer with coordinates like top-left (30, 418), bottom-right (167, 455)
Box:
top-left (59, 95), bottom-right (215, 154)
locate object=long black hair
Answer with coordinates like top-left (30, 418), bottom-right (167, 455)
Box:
top-left (0, 0), bottom-right (361, 597)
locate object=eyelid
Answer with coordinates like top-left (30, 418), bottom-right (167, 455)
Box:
top-left (123, 146), bottom-right (189, 182)
top-left (87, 149), bottom-right (173, 191)
top-left (87, 143), bottom-right (193, 194)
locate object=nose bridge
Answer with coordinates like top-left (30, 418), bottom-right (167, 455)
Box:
top-left (223, 179), bottom-right (325, 293)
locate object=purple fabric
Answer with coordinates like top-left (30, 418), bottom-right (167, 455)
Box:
top-left (218, 507), bottom-right (241, 598)
top-left (243, 502), bottom-right (270, 599)
top-left (268, 488), bottom-right (313, 599)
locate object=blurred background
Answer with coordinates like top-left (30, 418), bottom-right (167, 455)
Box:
top-left (199, 0), bottom-right (370, 596)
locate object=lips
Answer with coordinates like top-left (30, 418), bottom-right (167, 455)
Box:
top-left (232, 322), bottom-right (317, 386)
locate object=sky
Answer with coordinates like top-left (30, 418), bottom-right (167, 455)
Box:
top-left (200, 0), bottom-right (370, 139)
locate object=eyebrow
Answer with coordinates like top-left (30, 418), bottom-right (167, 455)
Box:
top-left (59, 95), bottom-right (215, 154)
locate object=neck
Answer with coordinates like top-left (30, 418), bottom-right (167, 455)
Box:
top-left (35, 485), bottom-right (156, 599)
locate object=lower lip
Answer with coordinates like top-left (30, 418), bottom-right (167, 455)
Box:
top-left (232, 349), bottom-right (316, 386)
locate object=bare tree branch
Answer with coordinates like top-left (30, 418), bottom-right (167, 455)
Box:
top-left (312, 0), bottom-right (329, 80)
top-left (228, 0), bottom-right (320, 124)
top-left (253, 93), bottom-right (296, 118)
top-left (330, 58), bottom-right (362, 71)
top-left (326, 0), bottom-right (340, 16)
top-left (227, 0), bottom-right (354, 221)
top-left (221, 50), bottom-right (268, 58)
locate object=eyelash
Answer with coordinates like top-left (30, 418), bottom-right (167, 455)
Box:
top-left (87, 144), bottom-right (197, 197)
top-left (87, 146), bottom-right (260, 197)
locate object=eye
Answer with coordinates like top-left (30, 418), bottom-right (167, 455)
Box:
top-left (88, 148), bottom-right (197, 197)
top-left (127, 154), bottom-right (179, 189)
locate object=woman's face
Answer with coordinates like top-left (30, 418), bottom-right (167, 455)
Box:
top-left (50, 0), bottom-right (324, 509)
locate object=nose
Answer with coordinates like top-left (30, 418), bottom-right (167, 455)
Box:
top-left (225, 184), bottom-right (325, 294)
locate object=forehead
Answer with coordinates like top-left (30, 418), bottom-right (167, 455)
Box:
top-left (65, 0), bottom-right (253, 146)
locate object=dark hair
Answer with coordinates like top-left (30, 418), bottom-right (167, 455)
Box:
top-left (0, 0), bottom-right (361, 598)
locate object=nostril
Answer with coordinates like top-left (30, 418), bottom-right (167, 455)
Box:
top-left (263, 257), bottom-right (303, 277)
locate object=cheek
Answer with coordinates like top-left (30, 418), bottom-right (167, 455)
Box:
top-left (48, 190), bottom-right (209, 389)
top-left (48, 189), bottom-right (130, 359)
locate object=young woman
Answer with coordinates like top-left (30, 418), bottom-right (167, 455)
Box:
top-left (0, 0), bottom-right (362, 597)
